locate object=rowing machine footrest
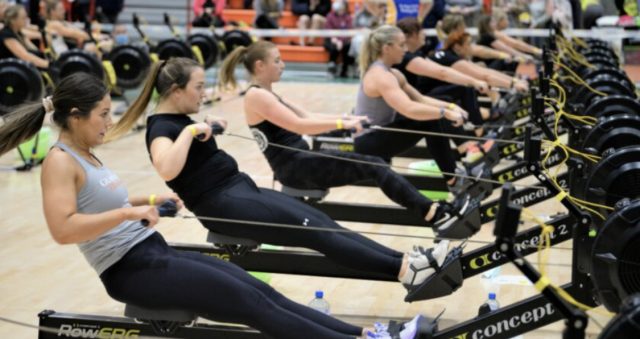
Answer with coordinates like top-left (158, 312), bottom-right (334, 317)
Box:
top-left (436, 199), bottom-right (482, 239)
top-left (387, 315), bottom-right (439, 339)
top-left (466, 164), bottom-right (494, 201)
top-left (404, 246), bottom-right (464, 302)
top-left (281, 185), bottom-right (328, 201)
top-left (469, 140), bottom-right (500, 170)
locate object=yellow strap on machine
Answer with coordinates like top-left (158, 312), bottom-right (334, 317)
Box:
top-left (102, 60), bottom-right (117, 88)
top-left (192, 45), bottom-right (205, 66)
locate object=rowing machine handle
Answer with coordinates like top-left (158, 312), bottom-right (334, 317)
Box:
top-left (141, 200), bottom-right (179, 226)
top-left (163, 13), bottom-right (179, 37)
top-left (196, 122), bottom-right (226, 140)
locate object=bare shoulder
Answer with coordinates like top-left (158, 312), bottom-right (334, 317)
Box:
top-left (41, 148), bottom-right (79, 181)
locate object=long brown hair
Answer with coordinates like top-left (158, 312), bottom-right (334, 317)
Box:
top-left (478, 15), bottom-right (494, 37)
top-left (107, 57), bottom-right (201, 140)
top-left (0, 73), bottom-right (108, 155)
top-left (218, 40), bottom-right (276, 91)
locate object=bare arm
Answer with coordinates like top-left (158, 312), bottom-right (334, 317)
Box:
top-left (4, 38), bottom-right (49, 68)
top-left (41, 150), bottom-right (158, 244)
top-left (495, 31), bottom-right (541, 56)
top-left (452, 60), bottom-right (528, 91)
top-left (365, 68), bottom-right (462, 124)
top-left (406, 57), bottom-right (488, 91)
top-left (244, 88), bottom-right (361, 135)
top-left (471, 43), bottom-right (510, 61)
top-left (149, 122), bottom-right (210, 181)
top-left (48, 21), bottom-right (90, 45)
top-left (490, 39), bottom-right (529, 59)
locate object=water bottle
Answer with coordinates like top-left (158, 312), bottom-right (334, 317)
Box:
top-left (478, 292), bottom-right (500, 316)
top-left (308, 290), bottom-right (330, 314)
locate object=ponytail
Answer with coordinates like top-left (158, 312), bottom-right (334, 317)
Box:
top-left (218, 40), bottom-right (277, 91)
top-left (0, 102), bottom-right (46, 156)
top-left (107, 57), bottom-right (201, 141)
top-left (106, 61), bottom-right (163, 140)
top-left (359, 25), bottom-right (402, 78)
top-left (0, 72), bottom-right (107, 156)
top-left (218, 46), bottom-right (248, 91)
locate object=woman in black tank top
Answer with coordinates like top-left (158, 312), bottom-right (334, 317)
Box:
top-left (109, 57), bottom-right (472, 328)
top-left (218, 40), bottom-right (475, 232)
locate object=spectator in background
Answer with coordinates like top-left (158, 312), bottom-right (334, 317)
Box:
top-left (193, 0), bottom-right (226, 27)
top-left (421, 0), bottom-right (446, 53)
top-left (530, 0), bottom-right (573, 30)
top-left (95, 0), bottom-right (124, 23)
top-left (254, 0), bottom-right (283, 29)
top-left (349, 0), bottom-right (385, 67)
top-left (0, 4), bottom-right (49, 68)
top-left (292, 0), bottom-right (331, 45)
top-left (444, 0), bottom-right (482, 26)
top-left (324, 0), bottom-right (353, 77)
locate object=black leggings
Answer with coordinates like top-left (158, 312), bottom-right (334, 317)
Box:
top-left (354, 116), bottom-right (458, 181)
top-left (324, 39), bottom-right (354, 74)
top-left (273, 150), bottom-right (433, 217)
top-left (101, 233), bottom-right (362, 339)
top-left (190, 173), bottom-right (403, 279)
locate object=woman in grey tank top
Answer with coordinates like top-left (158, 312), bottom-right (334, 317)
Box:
top-left (354, 25), bottom-right (482, 199)
top-left (0, 72), bottom-right (422, 338)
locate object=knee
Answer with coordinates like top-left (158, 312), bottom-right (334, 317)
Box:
top-left (311, 14), bottom-right (325, 26)
top-left (298, 15), bottom-right (310, 27)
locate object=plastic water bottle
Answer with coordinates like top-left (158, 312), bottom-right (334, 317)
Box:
top-left (478, 292), bottom-right (500, 316)
top-left (308, 290), bottom-right (330, 314)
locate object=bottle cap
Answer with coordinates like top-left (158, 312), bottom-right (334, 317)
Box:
top-left (315, 290), bottom-right (324, 298)
top-left (489, 292), bottom-right (496, 300)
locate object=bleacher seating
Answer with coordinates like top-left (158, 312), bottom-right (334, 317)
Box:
top-left (119, 0), bottom-right (364, 63)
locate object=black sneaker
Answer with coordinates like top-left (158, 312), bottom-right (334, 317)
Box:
top-left (428, 194), bottom-right (472, 234)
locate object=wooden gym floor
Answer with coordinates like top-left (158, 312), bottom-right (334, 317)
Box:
top-left (0, 80), bottom-right (617, 338)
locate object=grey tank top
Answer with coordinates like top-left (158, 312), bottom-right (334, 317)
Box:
top-left (354, 60), bottom-right (396, 131)
top-left (55, 142), bottom-right (155, 275)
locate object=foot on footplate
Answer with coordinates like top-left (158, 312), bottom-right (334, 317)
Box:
top-left (403, 244), bottom-right (464, 302)
top-left (436, 197), bottom-right (481, 239)
top-left (465, 163), bottom-right (494, 201)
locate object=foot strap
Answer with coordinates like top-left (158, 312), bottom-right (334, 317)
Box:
top-left (404, 245), bottom-right (464, 302)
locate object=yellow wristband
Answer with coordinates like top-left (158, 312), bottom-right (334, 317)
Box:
top-left (149, 194), bottom-right (157, 206)
top-left (336, 119), bottom-right (344, 130)
top-left (447, 103), bottom-right (456, 110)
top-left (188, 126), bottom-right (198, 137)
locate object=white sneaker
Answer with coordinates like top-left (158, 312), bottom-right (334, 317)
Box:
top-left (401, 241), bottom-right (451, 286)
top-left (399, 315), bottom-right (423, 339)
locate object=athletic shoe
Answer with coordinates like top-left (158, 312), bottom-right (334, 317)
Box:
top-left (448, 167), bottom-right (471, 196)
top-left (399, 315), bottom-right (423, 339)
top-left (366, 322), bottom-right (391, 339)
top-left (430, 193), bottom-right (473, 235)
top-left (400, 240), bottom-right (450, 286)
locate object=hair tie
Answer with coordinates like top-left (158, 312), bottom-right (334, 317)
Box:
top-left (42, 96), bottom-right (54, 114)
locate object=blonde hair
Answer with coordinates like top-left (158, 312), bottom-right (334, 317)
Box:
top-left (359, 25), bottom-right (402, 77)
top-left (3, 4), bottom-right (24, 27)
top-left (218, 40), bottom-right (276, 91)
top-left (107, 57), bottom-right (201, 140)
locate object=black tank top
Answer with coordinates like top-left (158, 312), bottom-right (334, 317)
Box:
top-left (246, 85), bottom-right (310, 169)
